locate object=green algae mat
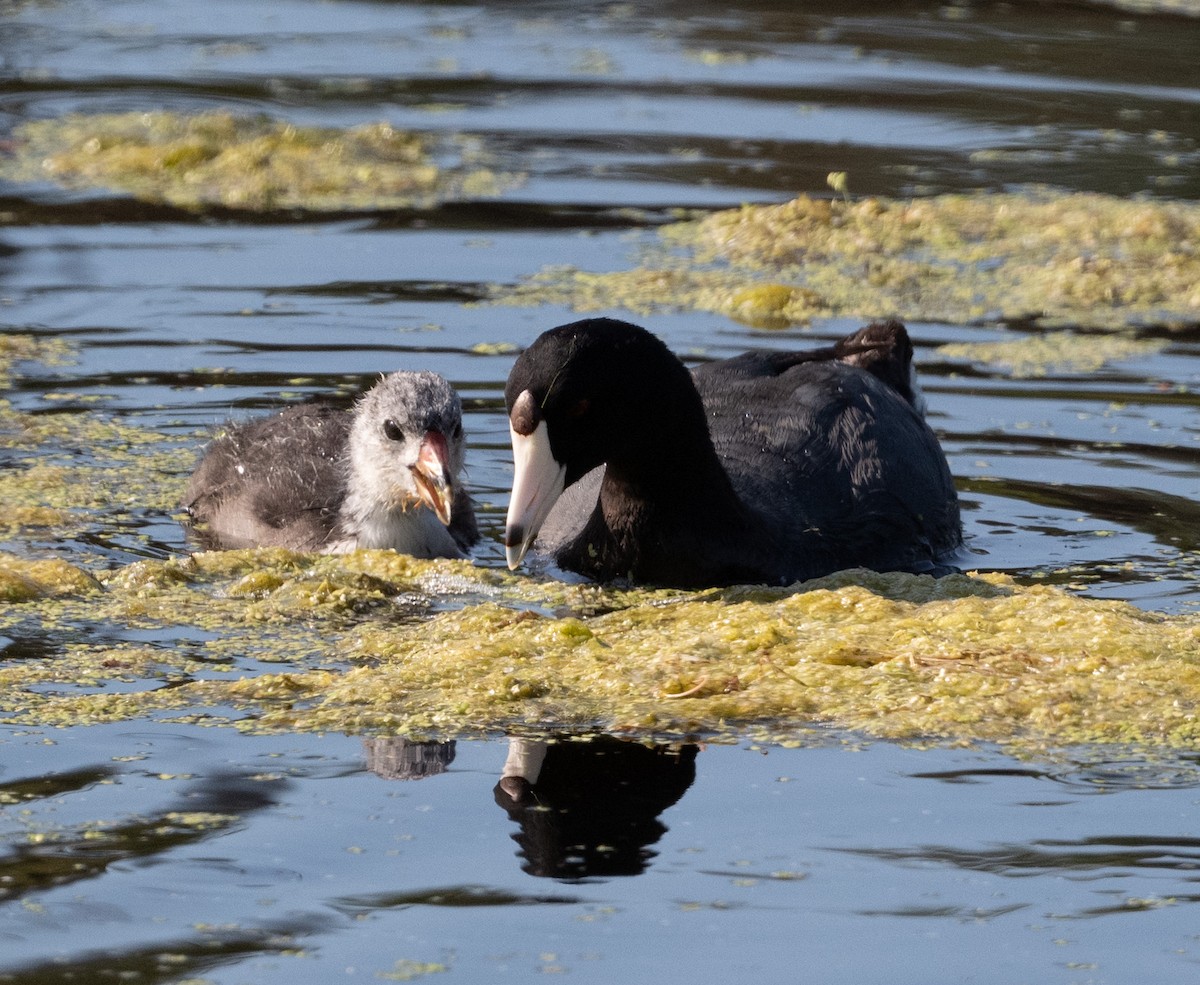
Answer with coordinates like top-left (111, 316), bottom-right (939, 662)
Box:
top-left (493, 191), bottom-right (1200, 333)
top-left (2, 548), bottom-right (1198, 751)
top-left (0, 111), bottom-right (521, 211)
top-left (5, 110), bottom-right (1198, 337)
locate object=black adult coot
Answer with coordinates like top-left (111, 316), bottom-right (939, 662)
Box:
top-left (184, 371), bottom-right (477, 557)
top-left (503, 317), bottom-right (960, 588)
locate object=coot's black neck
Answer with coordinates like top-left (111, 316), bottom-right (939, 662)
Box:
top-left (570, 376), bottom-right (777, 587)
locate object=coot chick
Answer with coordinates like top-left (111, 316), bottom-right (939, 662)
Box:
top-left (185, 371), bottom-right (477, 557)
top-left (504, 318), bottom-right (960, 588)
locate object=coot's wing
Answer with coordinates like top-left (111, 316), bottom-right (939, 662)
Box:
top-left (694, 358), bottom-right (960, 578)
top-left (184, 404), bottom-right (350, 551)
top-left (703, 320), bottom-right (921, 409)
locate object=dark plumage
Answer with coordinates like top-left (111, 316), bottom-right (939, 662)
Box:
top-left (184, 371), bottom-right (477, 557)
top-left (503, 318), bottom-right (960, 588)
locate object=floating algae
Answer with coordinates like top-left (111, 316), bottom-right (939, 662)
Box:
top-left (1, 338), bottom-right (190, 545)
top-left (0, 549), bottom-right (637, 727)
top-left (0, 555), bottom-right (101, 602)
top-left (938, 330), bottom-right (1164, 378)
top-left (0, 335), bottom-right (73, 386)
top-left (492, 191), bottom-right (1200, 331)
top-left (500, 267), bottom-right (829, 329)
top-left (0, 331), bottom-right (198, 545)
top-left (0, 404), bottom-right (195, 544)
top-left (2, 547), bottom-right (1198, 752)
top-left (1, 111), bottom-right (523, 211)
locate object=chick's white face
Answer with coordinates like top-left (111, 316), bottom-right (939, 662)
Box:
top-left (347, 371), bottom-right (465, 519)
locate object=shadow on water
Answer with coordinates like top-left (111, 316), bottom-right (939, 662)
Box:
top-left (0, 915), bottom-right (336, 985)
top-left (5, 728), bottom-right (1200, 980)
top-left (0, 763), bottom-right (118, 805)
top-left (913, 753), bottom-right (1200, 793)
top-left (841, 833), bottom-right (1200, 885)
top-left (961, 477), bottom-right (1200, 553)
top-left (0, 767), bottom-right (328, 984)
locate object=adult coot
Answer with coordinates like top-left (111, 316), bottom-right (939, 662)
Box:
top-left (504, 318), bottom-right (960, 587)
top-left (185, 371), bottom-right (477, 557)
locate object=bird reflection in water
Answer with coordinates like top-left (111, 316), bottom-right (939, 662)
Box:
top-left (362, 736), bottom-right (456, 780)
top-left (495, 736), bottom-right (698, 881)
top-left (361, 734), bottom-right (698, 881)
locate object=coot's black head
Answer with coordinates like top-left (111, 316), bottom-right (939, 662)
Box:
top-left (504, 317), bottom-right (690, 486)
top-left (503, 318), bottom-right (697, 570)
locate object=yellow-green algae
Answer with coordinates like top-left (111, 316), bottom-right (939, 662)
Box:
top-left (0, 555), bottom-right (101, 601)
top-left (492, 191), bottom-right (1200, 331)
top-left (0, 334), bottom-right (73, 385)
top-left (938, 330), bottom-right (1164, 378)
top-left (0, 411), bottom-right (196, 543)
top-left (1, 111), bottom-right (523, 211)
top-left (0, 333), bottom-right (195, 542)
top-left (1, 336), bottom-right (195, 544)
top-left (2, 547), bottom-right (1198, 751)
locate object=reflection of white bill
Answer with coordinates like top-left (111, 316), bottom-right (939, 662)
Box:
top-left (501, 737), bottom-right (548, 786)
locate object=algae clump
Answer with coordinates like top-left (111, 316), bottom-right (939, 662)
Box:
top-left (229, 569), bottom-right (1200, 747)
top-left (939, 329), bottom-right (1164, 378)
top-left (2, 111), bottom-right (523, 211)
top-left (0, 333), bottom-right (198, 546)
top-left (3, 548), bottom-right (1199, 753)
top-left (493, 191), bottom-right (1200, 332)
top-left (0, 336), bottom-right (199, 546)
top-left (0, 411), bottom-right (195, 547)
top-left (0, 554), bottom-right (101, 602)
top-left (0, 335), bottom-right (73, 385)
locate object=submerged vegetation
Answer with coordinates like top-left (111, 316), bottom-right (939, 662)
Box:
top-left (1, 111), bottom-right (522, 211)
top-left (494, 191), bottom-right (1200, 331)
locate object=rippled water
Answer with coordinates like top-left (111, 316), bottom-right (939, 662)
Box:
top-left (2, 1), bottom-right (1200, 981)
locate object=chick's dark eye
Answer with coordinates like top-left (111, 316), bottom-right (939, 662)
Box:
top-left (451, 420), bottom-right (463, 440)
top-left (381, 419), bottom-right (405, 442)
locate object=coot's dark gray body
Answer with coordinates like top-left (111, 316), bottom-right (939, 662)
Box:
top-left (185, 371), bottom-right (477, 557)
top-left (504, 318), bottom-right (960, 588)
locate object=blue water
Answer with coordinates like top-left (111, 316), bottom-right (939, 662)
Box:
top-left (5, 725), bottom-right (1200, 983)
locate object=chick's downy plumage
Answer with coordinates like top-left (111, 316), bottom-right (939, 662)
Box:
top-left (184, 370), bottom-right (476, 557)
